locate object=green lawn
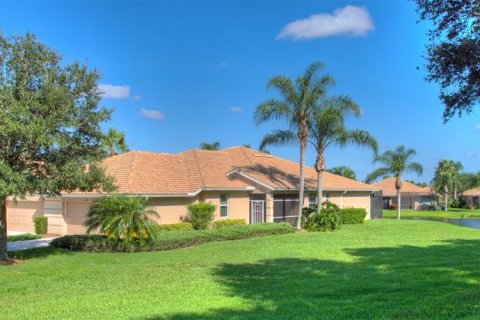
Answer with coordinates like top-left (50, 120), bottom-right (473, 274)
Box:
top-left (383, 208), bottom-right (480, 219)
top-left (2, 220), bottom-right (480, 319)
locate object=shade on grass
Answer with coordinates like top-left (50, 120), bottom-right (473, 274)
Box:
top-left (1, 220), bottom-right (480, 319)
top-left (383, 208), bottom-right (480, 219)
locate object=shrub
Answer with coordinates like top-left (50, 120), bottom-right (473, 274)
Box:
top-left (33, 216), bottom-right (48, 234)
top-left (341, 208), bottom-right (367, 224)
top-left (302, 202), bottom-right (340, 229)
top-left (51, 223), bottom-right (295, 252)
top-left (7, 233), bottom-right (41, 242)
top-left (84, 195), bottom-right (160, 246)
top-left (213, 219), bottom-right (246, 228)
top-left (185, 202), bottom-right (216, 230)
top-left (450, 198), bottom-right (467, 209)
top-left (307, 209), bottom-right (341, 232)
top-left (156, 222), bottom-right (193, 231)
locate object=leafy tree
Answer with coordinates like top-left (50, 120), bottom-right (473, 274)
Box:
top-left (413, 0), bottom-right (480, 121)
top-left (432, 160), bottom-right (463, 210)
top-left (327, 166), bottom-right (357, 180)
top-left (0, 33), bottom-right (114, 261)
top-left (199, 142), bottom-right (220, 150)
top-left (366, 146), bottom-right (423, 219)
top-left (308, 99), bottom-right (377, 212)
top-left (103, 128), bottom-right (129, 156)
top-left (85, 196), bottom-right (159, 246)
top-left (254, 62), bottom-right (334, 229)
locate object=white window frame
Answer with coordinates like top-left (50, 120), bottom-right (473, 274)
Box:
top-left (220, 194), bottom-right (229, 218)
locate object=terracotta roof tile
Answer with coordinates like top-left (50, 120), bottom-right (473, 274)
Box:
top-left (462, 187), bottom-right (480, 197)
top-left (371, 177), bottom-right (432, 196)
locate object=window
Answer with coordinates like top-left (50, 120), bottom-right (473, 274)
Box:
top-left (309, 193), bottom-right (316, 208)
top-left (220, 194), bottom-right (228, 217)
top-left (326, 193), bottom-right (330, 202)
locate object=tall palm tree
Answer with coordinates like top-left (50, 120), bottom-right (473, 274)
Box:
top-left (254, 61), bottom-right (334, 229)
top-left (308, 102), bottom-right (377, 212)
top-left (432, 160), bottom-right (463, 211)
top-left (327, 166), bottom-right (357, 180)
top-left (199, 142), bottom-right (220, 150)
top-left (103, 128), bottom-right (129, 157)
top-left (366, 146), bottom-right (423, 219)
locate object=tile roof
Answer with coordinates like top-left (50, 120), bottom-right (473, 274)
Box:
top-left (462, 187), bottom-right (480, 197)
top-left (86, 146), bottom-right (375, 195)
top-left (371, 177), bottom-right (432, 197)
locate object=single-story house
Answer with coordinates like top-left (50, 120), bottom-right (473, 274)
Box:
top-left (7, 146), bottom-right (378, 235)
top-left (371, 177), bottom-right (433, 210)
top-left (461, 187), bottom-right (480, 209)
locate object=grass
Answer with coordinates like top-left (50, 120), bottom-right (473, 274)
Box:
top-left (2, 220), bottom-right (480, 319)
top-left (6, 233), bottom-right (41, 242)
top-left (383, 208), bottom-right (480, 219)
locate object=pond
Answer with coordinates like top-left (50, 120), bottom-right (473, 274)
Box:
top-left (392, 216), bottom-right (480, 230)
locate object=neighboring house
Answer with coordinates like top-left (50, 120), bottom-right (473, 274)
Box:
top-left (371, 177), bottom-right (433, 210)
top-left (7, 146), bottom-right (377, 235)
top-left (461, 187), bottom-right (480, 209)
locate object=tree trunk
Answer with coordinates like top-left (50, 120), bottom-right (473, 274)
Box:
top-left (397, 190), bottom-right (401, 220)
top-left (316, 170), bottom-right (323, 214)
top-left (0, 197), bottom-right (8, 261)
top-left (454, 185), bottom-right (457, 200)
top-left (297, 140), bottom-right (306, 230)
top-left (444, 185), bottom-right (449, 212)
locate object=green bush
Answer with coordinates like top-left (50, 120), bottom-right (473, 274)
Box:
top-left (84, 195), bottom-right (159, 246)
top-left (33, 216), bottom-right (48, 234)
top-left (7, 233), bottom-right (41, 242)
top-left (213, 219), bottom-right (246, 228)
top-left (307, 210), bottom-right (341, 232)
top-left (51, 223), bottom-right (295, 252)
top-left (156, 222), bottom-right (193, 231)
top-left (303, 202), bottom-right (341, 229)
top-left (341, 208), bottom-right (367, 224)
top-left (184, 202), bottom-right (216, 230)
top-left (450, 198), bottom-right (467, 209)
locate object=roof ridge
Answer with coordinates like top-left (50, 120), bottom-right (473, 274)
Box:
top-left (182, 152), bottom-right (195, 192)
top-left (238, 146), bottom-right (254, 167)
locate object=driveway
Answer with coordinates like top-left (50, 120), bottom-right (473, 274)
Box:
top-left (7, 237), bottom-right (59, 252)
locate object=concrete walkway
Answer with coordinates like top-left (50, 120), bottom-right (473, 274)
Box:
top-left (7, 237), bottom-right (58, 252)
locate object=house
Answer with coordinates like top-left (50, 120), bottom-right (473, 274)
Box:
top-left (6, 146), bottom-right (378, 235)
top-left (371, 177), bottom-right (433, 210)
top-left (461, 187), bottom-right (480, 209)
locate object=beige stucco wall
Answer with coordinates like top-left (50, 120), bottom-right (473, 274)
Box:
top-left (201, 191), bottom-right (251, 223)
top-left (303, 191), bottom-right (372, 220)
top-left (65, 199), bottom-right (94, 235)
top-left (6, 199), bottom-right (44, 233)
top-left (147, 197), bottom-right (197, 224)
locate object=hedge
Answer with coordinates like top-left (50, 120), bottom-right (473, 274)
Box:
top-left (341, 208), bottom-right (367, 224)
top-left (33, 216), bottom-right (48, 234)
top-left (51, 222), bottom-right (295, 252)
top-left (213, 219), bottom-right (246, 228)
top-left (7, 233), bottom-right (41, 242)
top-left (156, 222), bottom-right (193, 231)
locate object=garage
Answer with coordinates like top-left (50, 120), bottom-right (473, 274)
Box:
top-left (65, 201), bottom-right (92, 235)
top-left (6, 199), bottom-right (43, 233)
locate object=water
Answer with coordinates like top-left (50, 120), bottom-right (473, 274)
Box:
top-left (391, 216), bottom-right (480, 230)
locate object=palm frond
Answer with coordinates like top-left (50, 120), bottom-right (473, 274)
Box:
top-left (365, 167), bottom-right (392, 184)
top-left (405, 162), bottom-right (423, 176)
top-left (253, 99), bottom-right (292, 125)
top-left (259, 130), bottom-right (297, 150)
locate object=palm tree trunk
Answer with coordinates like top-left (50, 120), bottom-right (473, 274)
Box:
top-left (397, 190), bottom-right (401, 220)
top-left (444, 186), bottom-right (448, 212)
top-left (454, 185), bottom-right (457, 200)
top-left (316, 170), bottom-right (323, 214)
top-left (297, 141), bottom-right (306, 230)
top-left (0, 197), bottom-right (8, 261)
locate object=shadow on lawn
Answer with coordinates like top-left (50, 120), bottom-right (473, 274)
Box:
top-left (146, 239), bottom-right (480, 319)
top-left (8, 247), bottom-right (72, 261)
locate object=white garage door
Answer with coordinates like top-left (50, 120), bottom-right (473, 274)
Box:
top-left (6, 200), bottom-right (43, 233)
top-left (65, 201), bottom-right (92, 235)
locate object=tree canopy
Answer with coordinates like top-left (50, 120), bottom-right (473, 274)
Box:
top-left (414, 0), bottom-right (480, 121)
top-left (327, 166), bottom-right (357, 180)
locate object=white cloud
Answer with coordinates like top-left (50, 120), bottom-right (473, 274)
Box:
top-left (230, 107), bottom-right (243, 113)
top-left (277, 5), bottom-right (374, 40)
top-left (98, 84), bottom-right (130, 99)
top-left (466, 152), bottom-right (478, 158)
top-left (140, 108), bottom-right (165, 121)
top-left (132, 95), bottom-right (141, 102)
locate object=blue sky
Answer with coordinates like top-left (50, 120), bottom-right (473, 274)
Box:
top-left (1, 0), bottom-right (479, 183)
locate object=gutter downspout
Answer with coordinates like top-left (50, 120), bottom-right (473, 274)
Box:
top-left (340, 190), bottom-right (347, 209)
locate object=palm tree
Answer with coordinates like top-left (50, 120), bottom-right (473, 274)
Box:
top-left (103, 128), bottom-right (129, 157)
top-left (308, 102), bottom-right (377, 212)
top-left (254, 61), bottom-right (334, 229)
top-left (85, 196), bottom-right (160, 246)
top-left (199, 142), bottom-right (220, 150)
top-left (366, 146), bottom-right (423, 219)
top-left (432, 160), bottom-right (463, 211)
top-left (327, 166), bottom-right (357, 180)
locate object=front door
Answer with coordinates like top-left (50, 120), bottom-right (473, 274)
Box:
top-left (250, 200), bottom-right (265, 224)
